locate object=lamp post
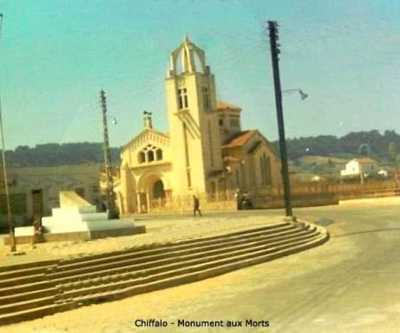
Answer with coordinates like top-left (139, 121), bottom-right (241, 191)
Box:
top-left (0, 14), bottom-right (16, 252)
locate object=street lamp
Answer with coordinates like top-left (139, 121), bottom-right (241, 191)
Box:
top-left (267, 20), bottom-right (294, 218)
top-left (283, 89), bottom-right (309, 100)
top-left (267, 21), bottom-right (309, 219)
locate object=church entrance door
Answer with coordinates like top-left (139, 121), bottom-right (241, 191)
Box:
top-left (153, 180), bottom-right (166, 199)
top-left (152, 179), bottom-right (166, 210)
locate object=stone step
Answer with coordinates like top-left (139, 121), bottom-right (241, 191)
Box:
top-left (53, 227), bottom-right (316, 287)
top-left (0, 273), bottom-right (46, 289)
top-left (50, 225), bottom-right (308, 280)
top-left (0, 280), bottom-right (54, 298)
top-left (0, 287), bottom-right (59, 306)
top-left (0, 259), bottom-right (58, 274)
top-left (0, 302), bottom-right (75, 326)
top-left (58, 230), bottom-right (318, 291)
top-left (73, 232), bottom-right (327, 305)
top-left (62, 232), bottom-right (320, 297)
top-left (60, 232), bottom-right (321, 300)
top-left (0, 224), bottom-right (303, 293)
top-left (58, 222), bottom-right (292, 268)
top-left (0, 295), bottom-right (56, 316)
top-left (0, 264), bottom-right (56, 281)
top-left (0, 223), bottom-right (328, 325)
top-left (54, 223), bottom-right (297, 272)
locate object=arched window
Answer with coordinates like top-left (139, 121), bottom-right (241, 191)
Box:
top-left (260, 153), bottom-right (272, 186)
top-left (138, 151), bottom-right (146, 164)
top-left (265, 156), bottom-right (272, 185)
top-left (147, 150), bottom-right (154, 162)
top-left (156, 149), bottom-right (163, 161)
top-left (138, 145), bottom-right (163, 164)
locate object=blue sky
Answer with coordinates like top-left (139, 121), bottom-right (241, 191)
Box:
top-left (0, 0), bottom-right (399, 149)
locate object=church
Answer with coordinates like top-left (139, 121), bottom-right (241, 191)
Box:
top-left (115, 37), bottom-right (281, 214)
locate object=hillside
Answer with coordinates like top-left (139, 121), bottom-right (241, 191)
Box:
top-left (5, 143), bottom-right (121, 168)
top-left (273, 129), bottom-right (400, 162)
top-left (4, 129), bottom-right (400, 168)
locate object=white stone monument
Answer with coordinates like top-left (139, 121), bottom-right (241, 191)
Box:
top-left (12, 191), bottom-right (145, 244)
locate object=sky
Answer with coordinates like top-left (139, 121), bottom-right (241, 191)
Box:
top-left (0, 0), bottom-right (399, 149)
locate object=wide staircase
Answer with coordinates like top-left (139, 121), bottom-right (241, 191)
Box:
top-left (0, 220), bottom-right (328, 325)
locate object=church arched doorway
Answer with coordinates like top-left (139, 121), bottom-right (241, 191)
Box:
top-left (153, 179), bottom-right (166, 199)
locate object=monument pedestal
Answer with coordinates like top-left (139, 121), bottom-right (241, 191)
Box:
top-left (5, 192), bottom-right (145, 245)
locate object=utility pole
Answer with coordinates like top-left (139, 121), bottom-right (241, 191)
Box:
top-left (0, 98), bottom-right (16, 252)
top-left (267, 21), bottom-right (293, 217)
top-left (100, 90), bottom-right (119, 219)
top-left (0, 13), bottom-right (16, 251)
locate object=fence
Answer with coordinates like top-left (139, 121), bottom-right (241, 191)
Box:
top-left (288, 180), bottom-right (399, 199)
top-left (148, 191), bottom-right (237, 214)
top-left (145, 180), bottom-right (399, 214)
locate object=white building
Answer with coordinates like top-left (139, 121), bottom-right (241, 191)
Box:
top-left (377, 169), bottom-right (389, 178)
top-left (340, 158), bottom-right (378, 178)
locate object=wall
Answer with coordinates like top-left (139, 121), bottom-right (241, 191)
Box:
top-left (0, 163), bottom-right (103, 229)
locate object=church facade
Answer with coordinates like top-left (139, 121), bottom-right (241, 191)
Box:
top-left (116, 37), bottom-right (281, 214)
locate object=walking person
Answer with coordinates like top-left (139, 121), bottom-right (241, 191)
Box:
top-left (193, 195), bottom-right (202, 216)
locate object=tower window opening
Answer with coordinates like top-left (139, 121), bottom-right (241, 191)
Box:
top-left (202, 87), bottom-right (209, 110)
top-left (218, 118), bottom-right (224, 127)
top-left (178, 88), bottom-right (188, 109)
top-left (230, 117), bottom-right (240, 128)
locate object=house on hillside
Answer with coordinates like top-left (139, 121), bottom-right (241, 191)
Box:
top-left (377, 169), bottom-right (389, 178)
top-left (340, 158), bottom-right (378, 180)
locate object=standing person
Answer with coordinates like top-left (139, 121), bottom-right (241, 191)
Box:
top-left (32, 215), bottom-right (44, 247)
top-left (193, 195), bottom-right (202, 216)
top-left (234, 189), bottom-right (242, 210)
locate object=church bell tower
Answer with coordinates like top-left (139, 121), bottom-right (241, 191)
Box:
top-left (165, 36), bottom-right (223, 194)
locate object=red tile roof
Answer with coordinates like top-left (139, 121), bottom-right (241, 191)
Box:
top-left (223, 156), bottom-right (240, 163)
top-left (222, 130), bottom-right (255, 148)
top-left (354, 158), bottom-right (378, 165)
top-left (217, 101), bottom-right (241, 112)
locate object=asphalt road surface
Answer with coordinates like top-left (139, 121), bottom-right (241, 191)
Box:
top-left (182, 198), bottom-right (400, 333)
top-left (4, 197), bottom-right (400, 333)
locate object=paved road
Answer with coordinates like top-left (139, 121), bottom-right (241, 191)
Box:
top-left (182, 198), bottom-right (400, 333)
top-left (4, 197), bottom-right (400, 333)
